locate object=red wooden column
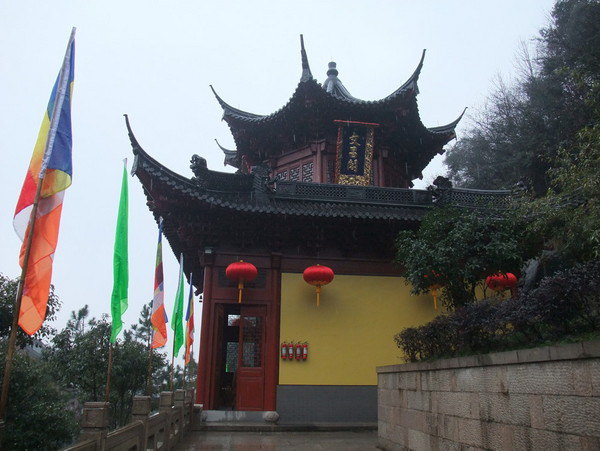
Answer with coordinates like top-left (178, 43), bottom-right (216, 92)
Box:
top-left (265, 253), bottom-right (282, 410)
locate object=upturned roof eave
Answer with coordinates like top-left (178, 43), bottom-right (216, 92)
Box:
top-left (427, 107), bottom-right (467, 138)
top-left (211, 48), bottom-right (429, 126)
top-left (126, 115), bottom-right (429, 221)
top-left (125, 114), bottom-right (196, 189)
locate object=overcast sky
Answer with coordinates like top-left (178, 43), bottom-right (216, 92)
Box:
top-left (0, 1), bottom-right (555, 362)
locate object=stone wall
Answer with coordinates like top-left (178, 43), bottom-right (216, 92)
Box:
top-left (377, 341), bottom-right (600, 450)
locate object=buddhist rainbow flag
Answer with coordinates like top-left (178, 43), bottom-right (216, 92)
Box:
top-left (151, 218), bottom-right (168, 348)
top-left (184, 273), bottom-right (194, 365)
top-left (13, 29), bottom-right (75, 336)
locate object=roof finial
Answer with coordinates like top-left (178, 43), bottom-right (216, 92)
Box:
top-left (300, 34), bottom-right (313, 82)
top-left (327, 62), bottom-right (338, 77)
top-left (322, 61), bottom-right (355, 99)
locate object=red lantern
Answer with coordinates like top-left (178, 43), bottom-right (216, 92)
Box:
top-left (225, 260), bottom-right (258, 303)
top-left (486, 273), bottom-right (517, 291)
top-left (303, 264), bottom-right (334, 307)
top-left (423, 271), bottom-right (443, 310)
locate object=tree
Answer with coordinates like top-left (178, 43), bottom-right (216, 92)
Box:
top-left (110, 330), bottom-right (156, 426)
top-left (520, 122), bottom-right (600, 261)
top-left (0, 273), bottom-right (61, 347)
top-left (45, 305), bottom-right (168, 427)
top-left (395, 207), bottom-right (526, 309)
top-left (130, 301), bottom-right (153, 348)
top-left (0, 349), bottom-right (78, 450)
top-left (46, 311), bottom-right (111, 402)
top-left (445, 0), bottom-right (600, 195)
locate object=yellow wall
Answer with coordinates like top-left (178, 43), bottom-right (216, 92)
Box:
top-left (279, 273), bottom-right (438, 386)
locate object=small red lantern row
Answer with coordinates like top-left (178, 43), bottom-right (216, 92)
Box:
top-left (303, 264), bottom-right (334, 307)
top-left (225, 260), bottom-right (258, 303)
top-left (486, 273), bottom-right (517, 291)
top-left (281, 342), bottom-right (308, 360)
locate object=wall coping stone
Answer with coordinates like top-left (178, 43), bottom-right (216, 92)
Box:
top-left (377, 340), bottom-right (600, 374)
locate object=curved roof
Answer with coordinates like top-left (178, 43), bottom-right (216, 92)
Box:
top-left (126, 115), bottom-right (430, 221)
top-left (210, 46), bottom-right (428, 125)
top-left (210, 37), bottom-right (464, 180)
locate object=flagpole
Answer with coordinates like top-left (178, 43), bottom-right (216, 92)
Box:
top-left (0, 175), bottom-right (45, 421)
top-left (0, 27), bottom-right (76, 423)
top-left (105, 343), bottom-right (114, 402)
top-left (146, 299), bottom-right (153, 395)
top-left (146, 346), bottom-right (153, 395)
top-left (170, 352), bottom-right (175, 391)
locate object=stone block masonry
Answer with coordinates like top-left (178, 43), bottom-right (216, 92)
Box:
top-left (377, 341), bottom-right (600, 450)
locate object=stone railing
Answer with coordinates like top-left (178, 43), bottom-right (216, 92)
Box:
top-left (65, 389), bottom-right (201, 451)
top-left (377, 341), bottom-right (600, 450)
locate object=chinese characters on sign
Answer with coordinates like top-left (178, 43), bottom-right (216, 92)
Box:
top-left (334, 120), bottom-right (378, 186)
top-left (347, 131), bottom-right (360, 173)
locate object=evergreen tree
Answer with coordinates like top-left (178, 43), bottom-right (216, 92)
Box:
top-left (0, 349), bottom-right (79, 450)
top-left (445, 0), bottom-right (600, 195)
top-left (45, 304), bottom-right (168, 428)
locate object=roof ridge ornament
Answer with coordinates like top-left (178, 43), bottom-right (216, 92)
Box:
top-left (300, 35), bottom-right (313, 82)
top-left (322, 61), bottom-right (356, 100)
top-left (327, 61), bottom-right (338, 77)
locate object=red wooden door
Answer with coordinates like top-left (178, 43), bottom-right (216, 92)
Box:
top-left (235, 305), bottom-right (266, 411)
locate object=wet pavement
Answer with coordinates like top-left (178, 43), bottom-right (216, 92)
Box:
top-left (177, 430), bottom-right (379, 450)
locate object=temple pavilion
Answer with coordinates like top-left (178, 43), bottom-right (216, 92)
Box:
top-left (128, 36), bottom-right (474, 423)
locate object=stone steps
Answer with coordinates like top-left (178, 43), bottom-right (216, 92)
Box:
top-left (196, 421), bottom-right (377, 432)
top-left (197, 410), bottom-right (376, 432)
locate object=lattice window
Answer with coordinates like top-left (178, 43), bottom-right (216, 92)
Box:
top-left (296, 183), bottom-right (347, 198)
top-left (302, 163), bottom-right (314, 182)
top-left (225, 342), bottom-right (238, 373)
top-left (242, 316), bottom-right (262, 367)
top-left (275, 171), bottom-right (288, 181)
top-left (289, 166), bottom-right (300, 181)
top-left (365, 187), bottom-right (416, 204)
top-left (437, 189), bottom-right (511, 209)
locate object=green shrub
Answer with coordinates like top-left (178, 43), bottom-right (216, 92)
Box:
top-left (395, 261), bottom-right (600, 361)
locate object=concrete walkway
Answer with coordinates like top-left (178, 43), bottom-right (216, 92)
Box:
top-left (177, 430), bottom-right (379, 450)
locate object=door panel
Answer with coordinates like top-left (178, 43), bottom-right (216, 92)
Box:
top-left (236, 306), bottom-right (266, 410)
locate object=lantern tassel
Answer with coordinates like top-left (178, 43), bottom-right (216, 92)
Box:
top-left (238, 281), bottom-right (244, 303)
top-left (316, 285), bottom-right (321, 307)
top-left (432, 288), bottom-right (438, 310)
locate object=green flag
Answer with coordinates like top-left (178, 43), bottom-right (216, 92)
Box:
top-left (110, 161), bottom-right (129, 343)
top-left (171, 253), bottom-right (185, 356)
